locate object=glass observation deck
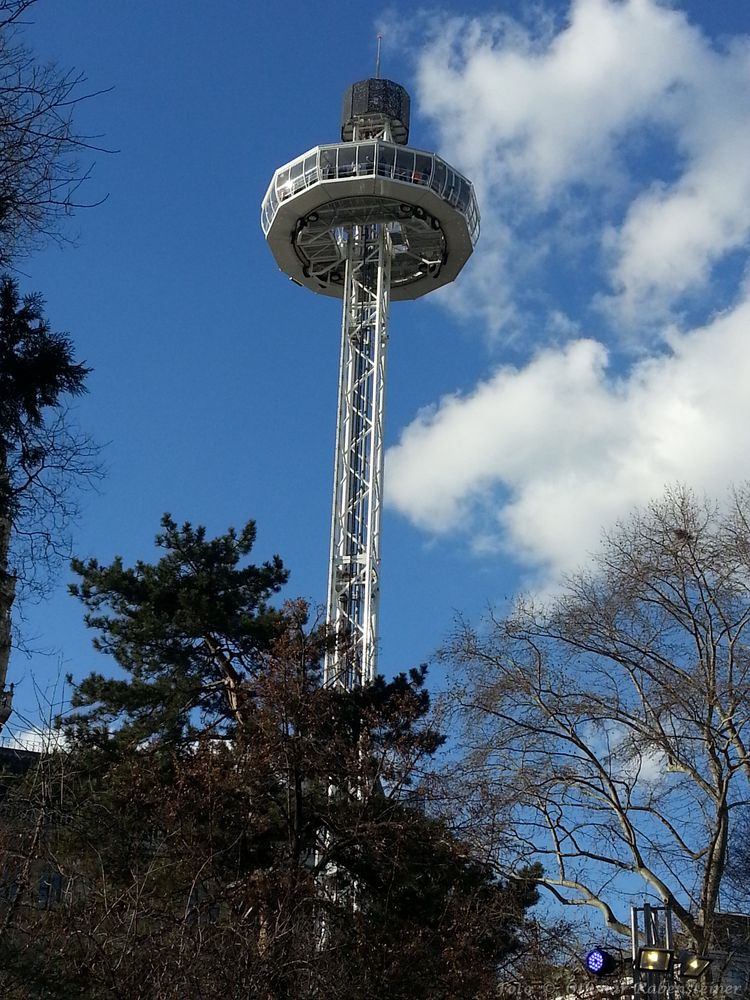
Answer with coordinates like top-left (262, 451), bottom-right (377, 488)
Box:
top-left (261, 140), bottom-right (480, 245)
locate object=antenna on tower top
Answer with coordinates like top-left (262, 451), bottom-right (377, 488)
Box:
top-left (375, 33), bottom-right (383, 79)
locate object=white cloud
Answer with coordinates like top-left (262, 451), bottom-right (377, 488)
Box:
top-left (606, 126), bottom-right (750, 322)
top-left (410, 0), bottom-right (750, 331)
top-left (579, 719), bottom-right (668, 786)
top-left (387, 294), bottom-right (750, 583)
top-left (418, 0), bottom-right (696, 194)
top-left (384, 2), bottom-right (750, 582)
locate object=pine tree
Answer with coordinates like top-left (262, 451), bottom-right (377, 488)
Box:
top-left (0, 274), bottom-right (91, 728)
top-left (68, 514), bottom-right (289, 745)
top-left (0, 520), bottom-right (542, 998)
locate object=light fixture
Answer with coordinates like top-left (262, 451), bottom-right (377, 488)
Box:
top-left (585, 947), bottom-right (617, 976)
top-left (678, 952), bottom-right (712, 979)
top-left (637, 947), bottom-right (674, 972)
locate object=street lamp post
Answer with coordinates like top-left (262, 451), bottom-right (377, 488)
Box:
top-left (630, 903), bottom-right (712, 998)
top-left (632, 903), bottom-right (675, 999)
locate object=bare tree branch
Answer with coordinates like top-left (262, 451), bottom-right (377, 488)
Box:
top-left (442, 485), bottom-right (750, 952)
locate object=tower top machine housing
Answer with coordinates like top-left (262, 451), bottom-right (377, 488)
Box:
top-left (262, 76), bottom-right (479, 690)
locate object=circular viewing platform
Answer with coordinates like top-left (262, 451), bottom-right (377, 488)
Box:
top-left (261, 141), bottom-right (480, 300)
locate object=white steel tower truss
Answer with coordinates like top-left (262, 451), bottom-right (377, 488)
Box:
top-left (325, 223), bottom-right (391, 689)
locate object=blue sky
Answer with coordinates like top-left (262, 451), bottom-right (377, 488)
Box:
top-left (6, 0), bottom-right (750, 739)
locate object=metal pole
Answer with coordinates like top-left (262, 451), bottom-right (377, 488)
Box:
top-left (665, 909), bottom-right (675, 1000)
top-left (632, 903), bottom-right (675, 1000)
top-left (632, 905), bottom-right (641, 999)
top-left (644, 904), bottom-right (657, 1000)
top-left (324, 223), bottom-right (391, 689)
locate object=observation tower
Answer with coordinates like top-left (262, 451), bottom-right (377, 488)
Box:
top-left (261, 74), bottom-right (479, 690)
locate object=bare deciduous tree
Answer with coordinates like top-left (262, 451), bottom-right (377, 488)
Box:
top-left (0, 0), bottom-right (108, 266)
top-left (443, 485), bottom-right (750, 955)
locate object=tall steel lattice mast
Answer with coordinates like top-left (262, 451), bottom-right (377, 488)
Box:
top-left (262, 76), bottom-right (479, 690)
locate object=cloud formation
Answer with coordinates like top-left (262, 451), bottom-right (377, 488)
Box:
top-left (411, 0), bottom-right (750, 331)
top-left (388, 295), bottom-right (750, 581)
top-left (384, 1), bottom-right (750, 584)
